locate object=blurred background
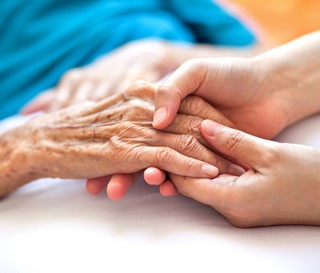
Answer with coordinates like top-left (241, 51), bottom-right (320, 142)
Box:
top-left (232, 0), bottom-right (320, 44)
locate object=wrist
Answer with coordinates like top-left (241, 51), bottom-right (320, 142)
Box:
top-left (254, 32), bottom-right (320, 127)
top-left (302, 147), bottom-right (320, 225)
top-left (0, 126), bottom-right (42, 197)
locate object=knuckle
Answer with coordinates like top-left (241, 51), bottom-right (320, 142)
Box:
top-left (225, 130), bottom-right (245, 153)
top-left (182, 96), bottom-right (199, 113)
top-left (188, 96), bottom-right (204, 114)
top-left (187, 116), bottom-right (202, 131)
top-left (178, 135), bottom-right (199, 153)
top-left (124, 80), bottom-right (156, 99)
top-left (153, 148), bottom-right (173, 168)
top-left (64, 69), bottom-right (83, 81)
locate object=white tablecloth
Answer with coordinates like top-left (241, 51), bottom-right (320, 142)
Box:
top-left (0, 114), bottom-right (320, 273)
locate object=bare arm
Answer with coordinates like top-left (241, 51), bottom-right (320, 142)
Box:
top-left (255, 30), bottom-right (320, 125)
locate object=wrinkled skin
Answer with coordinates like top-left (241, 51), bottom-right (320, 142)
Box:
top-left (0, 81), bottom-right (240, 197)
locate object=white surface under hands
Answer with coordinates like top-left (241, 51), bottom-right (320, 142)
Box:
top-left (0, 114), bottom-right (320, 273)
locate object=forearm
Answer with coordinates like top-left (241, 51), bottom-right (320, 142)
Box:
top-left (168, 41), bottom-right (267, 63)
top-left (256, 31), bottom-right (320, 126)
top-left (0, 128), bottom-right (39, 197)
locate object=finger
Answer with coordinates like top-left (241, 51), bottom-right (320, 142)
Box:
top-left (169, 173), bottom-right (238, 208)
top-left (144, 167), bottom-right (166, 185)
top-left (158, 121), bottom-right (244, 175)
top-left (49, 69), bottom-right (83, 111)
top-left (144, 146), bottom-right (219, 178)
top-left (106, 173), bottom-right (140, 200)
top-left (122, 80), bottom-right (157, 101)
top-left (90, 82), bottom-right (112, 101)
top-left (72, 81), bottom-right (95, 104)
top-left (201, 120), bottom-right (271, 169)
top-left (159, 180), bottom-right (179, 197)
top-left (179, 95), bottom-right (234, 128)
top-left (79, 92), bottom-right (125, 116)
top-left (86, 176), bottom-right (110, 195)
top-left (153, 59), bottom-right (208, 129)
top-left (76, 80), bottom-right (153, 117)
top-left (113, 68), bottom-right (161, 95)
top-left (21, 90), bottom-right (54, 115)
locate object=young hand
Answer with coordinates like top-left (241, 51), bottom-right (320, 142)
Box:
top-left (169, 120), bottom-right (320, 227)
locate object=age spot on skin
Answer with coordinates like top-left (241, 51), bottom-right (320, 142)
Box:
top-left (41, 168), bottom-right (49, 173)
top-left (45, 147), bottom-right (53, 155)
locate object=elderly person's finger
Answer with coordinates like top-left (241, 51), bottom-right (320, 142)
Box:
top-left (179, 95), bottom-right (234, 128)
top-left (49, 68), bottom-right (83, 111)
top-left (72, 81), bottom-right (95, 104)
top-left (89, 82), bottom-right (112, 101)
top-left (21, 90), bottom-right (54, 115)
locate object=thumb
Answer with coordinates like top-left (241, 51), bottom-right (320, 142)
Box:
top-left (201, 120), bottom-right (269, 169)
top-left (153, 60), bottom-right (208, 129)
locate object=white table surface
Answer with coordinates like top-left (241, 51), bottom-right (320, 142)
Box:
top-left (0, 114), bottom-right (320, 273)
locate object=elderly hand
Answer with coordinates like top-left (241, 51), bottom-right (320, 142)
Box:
top-left (86, 93), bottom-right (238, 199)
top-left (170, 120), bottom-right (320, 227)
top-left (0, 82), bottom-right (241, 197)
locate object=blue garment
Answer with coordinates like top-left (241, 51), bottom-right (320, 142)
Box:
top-left (0, 0), bottom-right (256, 119)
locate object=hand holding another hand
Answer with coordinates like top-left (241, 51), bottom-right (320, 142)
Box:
top-left (170, 120), bottom-right (320, 227)
top-left (2, 82), bottom-right (241, 197)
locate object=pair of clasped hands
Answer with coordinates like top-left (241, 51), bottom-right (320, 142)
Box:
top-left (23, 32), bottom-right (320, 227)
top-left (88, 34), bottom-right (320, 227)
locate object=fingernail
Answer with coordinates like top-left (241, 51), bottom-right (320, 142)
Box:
top-left (153, 107), bottom-right (167, 126)
top-left (202, 120), bottom-right (217, 137)
top-left (228, 164), bottom-right (245, 176)
top-left (201, 165), bottom-right (219, 177)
